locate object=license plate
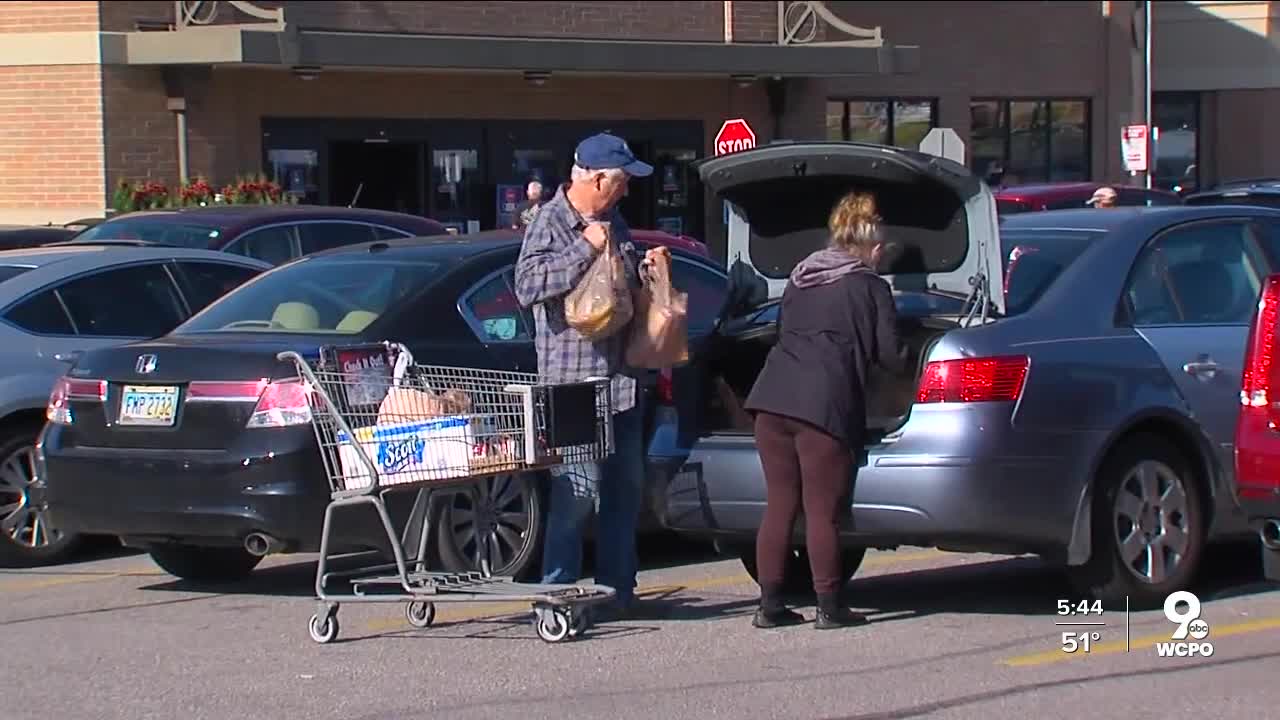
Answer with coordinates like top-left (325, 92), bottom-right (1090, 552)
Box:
top-left (118, 385), bottom-right (179, 426)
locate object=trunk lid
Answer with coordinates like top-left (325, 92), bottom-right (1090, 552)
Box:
top-left (698, 141), bottom-right (1005, 318)
top-left (62, 333), bottom-right (329, 450)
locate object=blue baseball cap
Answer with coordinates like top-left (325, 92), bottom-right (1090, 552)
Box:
top-left (573, 133), bottom-right (653, 177)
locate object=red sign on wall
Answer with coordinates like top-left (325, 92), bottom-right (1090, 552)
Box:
top-left (714, 118), bottom-right (758, 156)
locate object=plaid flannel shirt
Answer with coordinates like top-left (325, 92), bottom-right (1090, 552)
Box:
top-left (513, 184), bottom-right (640, 414)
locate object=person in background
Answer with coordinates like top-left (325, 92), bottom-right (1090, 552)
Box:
top-left (743, 191), bottom-right (906, 630)
top-left (1087, 186), bottom-right (1118, 208)
top-left (513, 132), bottom-right (664, 618)
top-left (515, 180), bottom-right (545, 230)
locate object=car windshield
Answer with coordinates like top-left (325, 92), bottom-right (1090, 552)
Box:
top-left (75, 219), bottom-right (222, 249)
top-left (1000, 229), bottom-right (1106, 316)
top-left (174, 256), bottom-right (449, 334)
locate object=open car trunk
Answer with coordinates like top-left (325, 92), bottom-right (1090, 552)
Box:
top-left (700, 300), bottom-right (956, 438)
top-left (693, 141), bottom-right (1003, 443)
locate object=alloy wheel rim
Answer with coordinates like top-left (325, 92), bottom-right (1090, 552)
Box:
top-left (0, 445), bottom-right (61, 549)
top-left (1112, 459), bottom-right (1191, 584)
top-left (447, 473), bottom-right (533, 573)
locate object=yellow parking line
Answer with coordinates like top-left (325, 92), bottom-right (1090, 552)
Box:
top-left (1001, 616), bottom-right (1280, 667)
top-left (0, 564), bottom-right (163, 593)
top-left (362, 548), bottom-right (946, 633)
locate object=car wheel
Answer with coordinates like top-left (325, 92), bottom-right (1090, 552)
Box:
top-left (435, 472), bottom-right (543, 582)
top-left (148, 545), bottom-right (263, 583)
top-left (0, 424), bottom-right (85, 568)
top-left (1069, 433), bottom-right (1205, 610)
top-left (735, 544), bottom-right (867, 597)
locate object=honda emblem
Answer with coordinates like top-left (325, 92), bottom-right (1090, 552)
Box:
top-left (135, 354), bottom-right (157, 374)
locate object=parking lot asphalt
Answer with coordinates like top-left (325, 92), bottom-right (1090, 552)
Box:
top-left (3, 538), bottom-right (1279, 720)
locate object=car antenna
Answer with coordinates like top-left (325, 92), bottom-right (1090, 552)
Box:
top-left (348, 182), bottom-right (363, 208)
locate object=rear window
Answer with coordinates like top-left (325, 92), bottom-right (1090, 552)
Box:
top-left (997, 198), bottom-right (1032, 215)
top-left (0, 266), bottom-right (33, 284)
top-left (1000, 229), bottom-right (1106, 316)
top-left (724, 175), bottom-right (969, 279)
top-left (76, 219), bottom-right (222, 249)
top-left (1185, 192), bottom-right (1280, 209)
top-left (175, 256), bottom-right (449, 335)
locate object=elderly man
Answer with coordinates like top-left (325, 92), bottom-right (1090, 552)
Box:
top-left (515, 180), bottom-right (545, 230)
top-left (1087, 186), bottom-right (1118, 208)
top-left (514, 132), bottom-right (662, 616)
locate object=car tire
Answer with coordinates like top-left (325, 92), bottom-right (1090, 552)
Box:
top-left (735, 544), bottom-right (867, 598)
top-left (0, 422), bottom-right (86, 568)
top-left (148, 545), bottom-right (263, 583)
top-left (1068, 433), bottom-right (1206, 611)
top-left (434, 471), bottom-right (544, 582)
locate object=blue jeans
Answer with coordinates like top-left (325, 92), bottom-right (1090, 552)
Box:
top-left (540, 402), bottom-right (645, 605)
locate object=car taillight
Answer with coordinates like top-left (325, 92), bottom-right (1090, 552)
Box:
top-left (45, 377), bottom-right (106, 425)
top-left (187, 379), bottom-right (269, 402)
top-left (245, 379), bottom-right (312, 429)
top-left (1235, 275), bottom-right (1280, 498)
top-left (916, 355), bottom-right (1029, 404)
top-left (656, 368), bottom-right (675, 405)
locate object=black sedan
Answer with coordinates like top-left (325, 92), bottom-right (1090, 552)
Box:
top-left (70, 205), bottom-right (448, 265)
top-left (37, 232), bottom-right (729, 582)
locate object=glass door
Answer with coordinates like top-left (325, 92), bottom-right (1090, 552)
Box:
top-left (653, 147), bottom-right (699, 237)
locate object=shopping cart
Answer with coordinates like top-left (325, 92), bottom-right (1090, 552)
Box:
top-left (277, 342), bottom-right (617, 645)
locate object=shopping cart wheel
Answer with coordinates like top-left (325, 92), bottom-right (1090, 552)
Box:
top-left (405, 601), bottom-right (436, 629)
top-left (308, 612), bottom-right (339, 644)
top-left (534, 607), bottom-right (572, 643)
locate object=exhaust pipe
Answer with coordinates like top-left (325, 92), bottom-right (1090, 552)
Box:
top-left (1262, 520), bottom-right (1280, 551)
top-left (244, 532), bottom-right (284, 557)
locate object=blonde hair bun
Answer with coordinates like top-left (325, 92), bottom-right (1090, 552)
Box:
top-left (827, 191), bottom-right (883, 261)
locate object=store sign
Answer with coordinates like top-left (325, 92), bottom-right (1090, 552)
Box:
top-left (715, 118), bottom-right (757, 156)
top-left (1122, 124), bottom-right (1149, 172)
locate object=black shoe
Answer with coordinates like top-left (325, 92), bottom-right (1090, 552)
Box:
top-left (815, 592), bottom-right (869, 629)
top-left (814, 606), bottom-right (869, 629)
top-left (754, 582), bottom-right (805, 628)
top-left (753, 606), bottom-right (806, 628)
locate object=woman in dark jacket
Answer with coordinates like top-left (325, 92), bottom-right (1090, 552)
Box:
top-left (744, 191), bottom-right (906, 630)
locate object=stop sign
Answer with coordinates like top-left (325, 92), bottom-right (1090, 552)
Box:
top-left (714, 118), bottom-right (757, 156)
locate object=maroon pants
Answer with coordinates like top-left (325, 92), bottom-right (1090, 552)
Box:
top-left (753, 411), bottom-right (853, 595)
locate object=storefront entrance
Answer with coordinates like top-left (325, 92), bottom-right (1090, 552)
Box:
top-left (262, 118), bottom-right (705, 239)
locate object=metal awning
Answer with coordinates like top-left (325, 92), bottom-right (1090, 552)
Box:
top-left (104, 27), bottom-right (919, 77)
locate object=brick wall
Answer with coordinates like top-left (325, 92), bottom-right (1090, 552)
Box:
top-left (100, 1), bottom-right (727, 41)
top-left (786, 0), bottom-right (1134, 181)
top-left (731, 1), bottom-right (776, 43)
top-left (0, 0), bottom-right (99, 32)
top-left (0, 1), bottom-right (104, 223)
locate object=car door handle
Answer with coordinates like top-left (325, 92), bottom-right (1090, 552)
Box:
top-left (1183, 360), bottom-right (1219, 376)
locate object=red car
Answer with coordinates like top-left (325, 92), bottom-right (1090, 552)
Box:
top-left (1234, 273), bottom-right (1280, 581)
top-left (996, 182), bottom-right (1182, 215)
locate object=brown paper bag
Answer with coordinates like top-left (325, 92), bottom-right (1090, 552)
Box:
top-left (625, 251), bottom-right (689, 368)
top-left (564, 231), bottom-right (633, 341)
top-left (377, 386), bottom-right (472, 424)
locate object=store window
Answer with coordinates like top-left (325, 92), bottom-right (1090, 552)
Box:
top-left (1154, 92), bottom-right (1200, 194)
top-left (826, 99), bottom-right (938, 149)
top-left (969, 99), bottom-right (1091, 185)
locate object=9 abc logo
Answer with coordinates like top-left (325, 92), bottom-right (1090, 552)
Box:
top-left (1157, 590), bottom-right (1214, 657)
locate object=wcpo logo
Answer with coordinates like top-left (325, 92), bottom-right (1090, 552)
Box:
top-left (1155, 590), bottom-right (1214, 657)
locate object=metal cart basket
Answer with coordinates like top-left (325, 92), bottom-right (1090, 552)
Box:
top-left (277, 342), bottom-right (616, 645)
